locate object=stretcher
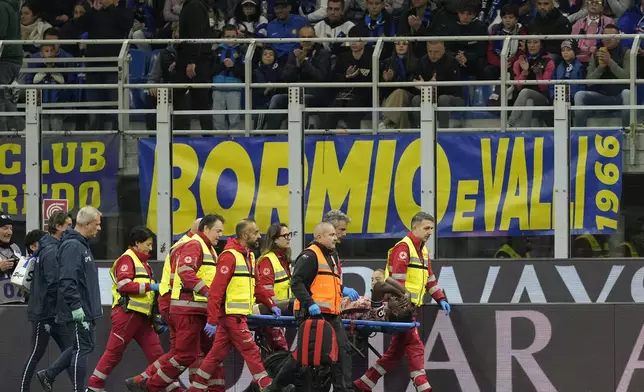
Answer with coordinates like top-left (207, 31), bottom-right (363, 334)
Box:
top-left (247, 315), bottom-right (420, 359)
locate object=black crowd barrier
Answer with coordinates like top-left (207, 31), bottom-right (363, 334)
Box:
top-left (2, 258), bottom-right (644, 391)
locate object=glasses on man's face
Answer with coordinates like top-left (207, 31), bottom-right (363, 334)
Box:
top-left (276, 231), bottom-right (297, 240)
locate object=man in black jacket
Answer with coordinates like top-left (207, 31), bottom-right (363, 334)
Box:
top-left (20, 212), bottom-right (73, 392)
top-left (266, 222), bottom-right (358, 392)
top-left (412, 40), bottom-right (463, 128)
top-left (174, 0), bottom-right (215, 131)
top-left (37, 206), bottom-right (103, 392)
top-left (60, 0), bottom-right (133, 130)
top-left (528, 0), bottom-right (571, 60)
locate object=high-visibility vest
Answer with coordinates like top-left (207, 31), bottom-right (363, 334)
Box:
top-left (170, 235), bottom-right (218, 303)
top-left (110, 249), bottom-right (155, 316)
top-left (385, 236), bottom-right (428, 307)
top-left (223, 249), bottom-right (256, 315)
top-left (621, 242), bottom-right (639, 257)
top-left (294, 244), bottom-right (342, 315)
top-left (494, 244), bottom-right (523, 258)
top-left (159, 234), bottom-right (192, 296)
top-left (262, 251), bottom-right (291, 301)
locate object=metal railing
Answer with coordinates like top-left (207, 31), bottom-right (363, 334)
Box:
top-left (2, 34), bottom-right (642, 260)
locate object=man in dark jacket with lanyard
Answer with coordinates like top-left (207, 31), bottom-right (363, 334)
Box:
top-left (20, 211), bottom-right (73, 392)
top-left (37, 206), bottom-right (103, 392)
top-left (266, 222), bottom-right (358, 392)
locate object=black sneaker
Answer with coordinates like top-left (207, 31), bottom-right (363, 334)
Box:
top-left (36, 370), bottom-right (54, 392)
top-left (124, 377), bottom-right (146, 392)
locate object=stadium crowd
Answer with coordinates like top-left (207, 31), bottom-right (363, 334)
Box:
top-left (1, 0), bottom-right (643, 131)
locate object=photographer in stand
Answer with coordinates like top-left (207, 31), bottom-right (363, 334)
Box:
top-left (0, 213), bottom-right (23, 304)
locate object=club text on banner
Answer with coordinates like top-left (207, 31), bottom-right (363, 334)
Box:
top-left (0, 135), bottom-right (120, 216)
top-left (138, 131), bottom-right (623, 239)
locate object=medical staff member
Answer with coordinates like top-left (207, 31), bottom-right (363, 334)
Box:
top-left (188, 219), bottom-right (279, 392)
top-left (20, 212), bottom-right (73, 392)
top-left (126, 218), bottom-right (202, 390)
top-left (354, 212), bottom-right (450, 392)
top-left (256, 222), bottom-right (293, 352)
top-left (132, 214), bottom-right (225, 392)
top-left (88, 226), bottom-right (164, 391)
top-left (267, 222), bottom-right (355, 392)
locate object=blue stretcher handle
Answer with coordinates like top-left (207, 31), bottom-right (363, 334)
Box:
top-left (247, 315), bottom-right (419, 333)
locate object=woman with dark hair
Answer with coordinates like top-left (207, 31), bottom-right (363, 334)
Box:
top-left (87, 226), bottom-right (166, 392)
top-left (255, 222), bottom-right (293, 352)
top-left (229, 0), bottom-right (268, 37)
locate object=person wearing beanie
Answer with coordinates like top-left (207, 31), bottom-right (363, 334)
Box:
top-left (551, 39), bottom-right (585, 102)
top-left (571, 0), bottom-right (614, 63)
top-left (485, 3), bottom-right (527, 80)
top-left (0, 213), bottom-right (22, 304)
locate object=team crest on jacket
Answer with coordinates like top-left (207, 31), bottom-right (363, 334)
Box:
top-left (263, 268), bottom-right (271, 276)
top-left (220, 265), bottom-right (229, 274)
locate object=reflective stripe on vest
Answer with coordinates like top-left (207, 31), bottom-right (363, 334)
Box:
top-left (224, 249), bottom-right (255, 315)
top-left (110, 249), bottom-right (155, 316)
top-left (159, 234), bottom-right (192, 296)
top-left (384, 236), bottom-right (428, 307)
top-left (264, 251), bottom-right (290, 301)
top-left (170, 235), bottom-right (218, 303)
top-left (294, 244), bottom-right (342, 314)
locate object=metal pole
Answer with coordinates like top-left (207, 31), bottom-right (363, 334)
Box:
top-left (629, 36), bottom-right (640, 166)
top-left (288, 87), bottom-right (304, 257)
top-left (156, 88), bottom-right (173, 260)
top-left (553, 84), bottom-right (569, 259)
top-left (371, 38), bottom-right (384, 134)
top-left (244, 40), bottom-right (256, 135)
top-left (420, 86), bottom-right (437, 257)
top-left (500, 37), bottom-right (511, 131)
top-left (117, 41), bottom-right (130, 132)
top-left (25, 89), bottom-right (41, 232)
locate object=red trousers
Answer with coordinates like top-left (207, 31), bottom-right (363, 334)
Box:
top-left (88, 307), bottom-right (164, 390)
top-left (354, 327), bottom-right (431, 392)
top-left (260, 327), bottom-right (288, 352)
top-left (187, 315), bottom-right (272, 392)
top-left (146, 314), bottom-right (224, 392)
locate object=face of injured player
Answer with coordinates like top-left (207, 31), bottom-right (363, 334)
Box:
top-left (371, 270), bottom-right (385, 289)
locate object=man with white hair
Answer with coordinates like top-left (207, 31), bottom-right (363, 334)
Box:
top-left (37, 206), bottom-right (103, 392)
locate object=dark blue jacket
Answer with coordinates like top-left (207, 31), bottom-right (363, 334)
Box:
top-left (27, 234), bottom-right (62, 322)
top-left (266, 14), bottom-right (310, 60)
top-left (617, 7), bottom-right (644, 48)
top-left (56, 230), bottom-right (102, 323)
top-left (551, 59), bottom-right (585, 100)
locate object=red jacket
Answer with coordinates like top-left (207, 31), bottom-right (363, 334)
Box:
top-left (255, 250), bottom-right (291, 301)
top-left (207, 238), bottom-right (275, 325)
top-left (389, 232), bottom-right (445, 302)
top-left (169, 232), bottom-right (214, 316)
top-left (114, 248), bottom-right (154, 297)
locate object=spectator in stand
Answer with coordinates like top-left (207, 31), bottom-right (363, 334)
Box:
top-left (485, 4), bottom-right (526, 80)
top-left (314, 0), bottom-right (355, 58)
top-left (163, 0), bottom-right (182, 22)
top-left (380, 40), bottom-right (420, 129)
top-left (128, 0), bottom-right (156, 52)
top-left (345, 0), bottom-right (367, 21)
top-left (0, 0), bottom-right (23, 132)
top-left (557, 0), bottom-right (586, 23)
top-left (171, 0), bottom-right (214, 131)
top-left (398, 0), bottom-right (445, 58)
top-left (551, 39), bottom-right (585, 102)
top-left (571, 0), bottom-right (614, 63)
top-left (24, 28), bottom-right (78, 131)
top-left (412, 40), bottom-right (463, 128)
top-left (360, 0), bottom-right (396, 58)
top-left (574, 24), bottom-right (631, 127)
top-left (209, 6), bottom-right (228, 36)
top-left (325, 24), bottom-right (373, 130)
top-left (265, 25), bottom-right (331, 129)
top-left (229, 0), bottom-right (268, 38)
top-left (528, 0), bottom-right (571, 62)
top-left (60, 0), bottom-right (134, 131)
top-left (445, 0), bottom-right (488, 79)
top-left (485, 0), bottom-right (533, 30)
top-left (266, 0), bottom-right (310, 64)
top-left (59, 1), bottom-right (91, 57)
top-left (212, 25), bottom-right (245, 130)
top-left (574, 0), bottom-right (631, 20)
top-left (146, 22), bottom-right (179, 130)
top-left (508, 38), bottom-right (554, 128)
top-left (299, 0), bottom-right (328, 22)
top-left (617, 3), bottom-right (644, 78)
top-left (20, 4), bottom-right (52, 55)
top-left (252, 46), bottom-right (281, 128)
